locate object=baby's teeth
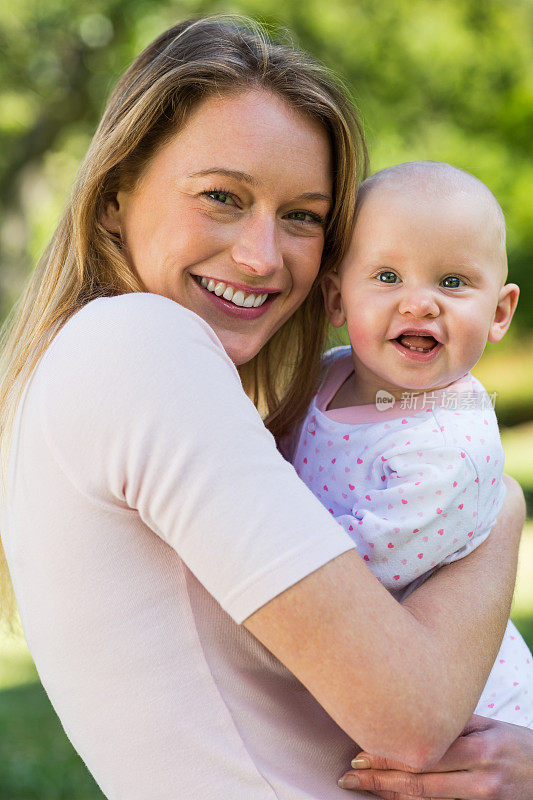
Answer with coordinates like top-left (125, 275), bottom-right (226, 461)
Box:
top-left (243, 294), bottom-right (255, 308)
top-left (207, 279), bottom-right (216, 291)
top-left (253, 294), bottom-right (264, 307)
top-left (214, 282), bottom-right (225, 296)
top-left (201, 277), bottom-right (208, 288)
top-left (222, 286), bottom-right (234, 301)
top-left (232, 290), bottom-right (246, 307)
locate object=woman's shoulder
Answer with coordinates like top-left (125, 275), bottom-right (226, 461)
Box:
top-left (59, 292), bottom-right (225, 350)
top-left (42, 293), bottom-right (234, 378)
top-left (36, 292), bottom-right (239, 418)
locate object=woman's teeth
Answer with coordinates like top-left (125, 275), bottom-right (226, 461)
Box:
top-left (196, 276), bottom-right (269, 308)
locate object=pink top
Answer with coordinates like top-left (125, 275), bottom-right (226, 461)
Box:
top-left (291, 346), bottom-right (506, 591)
top-left (1, 294), bottom-right (359, 800)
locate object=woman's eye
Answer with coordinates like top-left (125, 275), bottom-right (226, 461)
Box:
top-left (441, 275), bottom-right (464, 288)
top-left (286, 210), bottom-right (324, 224)
top-left (203, 189), bottom-right (236, 206)
top-left (377, 271), bottom-right (399, 283)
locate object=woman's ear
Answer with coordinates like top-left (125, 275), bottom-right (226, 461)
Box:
top-left (488, 283), bottom-right (520, 343)
top-left (321, 271), bottom-right (346, 328)
top-left (100, 193), bottom-right (123, 235)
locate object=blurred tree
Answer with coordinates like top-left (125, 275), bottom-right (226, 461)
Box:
top-left (0, 0), bottom-right (532, 323)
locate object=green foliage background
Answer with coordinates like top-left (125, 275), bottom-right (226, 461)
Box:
top-left (1, 0), bottom-right (532, 325)
top-left (0, 1), bottom-right (532, 797)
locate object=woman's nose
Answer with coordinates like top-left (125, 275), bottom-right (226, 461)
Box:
top-left (398, 287), bottom-right (440, 318)
top-left (231, 214), bottom-right (284, 277)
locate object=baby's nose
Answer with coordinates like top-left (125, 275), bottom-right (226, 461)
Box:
top-left (398, 288), bottom-right (439, 318)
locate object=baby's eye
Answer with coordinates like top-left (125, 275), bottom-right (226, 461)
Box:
top-left (377, 271), bottom-right (400, 283)
top-left (441, 275), bottom-right (465, 288)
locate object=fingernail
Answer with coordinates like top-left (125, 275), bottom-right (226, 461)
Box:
top-left (338, 774), bottom-right (360, 790)
top-left (351, 756), bottom-right (371, 769)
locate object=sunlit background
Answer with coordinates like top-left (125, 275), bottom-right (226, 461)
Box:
top-left (1, 0), bottom-right (532, 796)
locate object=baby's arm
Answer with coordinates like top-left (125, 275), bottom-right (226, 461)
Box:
top-left (336, 445), bottom-right (488, 591)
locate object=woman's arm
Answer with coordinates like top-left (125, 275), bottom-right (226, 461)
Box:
top-left (245, 476), bottom-right (525, 768)
top-left (339, 715), bottom-right (533, 799)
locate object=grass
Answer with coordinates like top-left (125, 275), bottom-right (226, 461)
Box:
top-left (0, 682), bottom-right (105, 800)
top-left (0, 636), bottom-right (103, 798)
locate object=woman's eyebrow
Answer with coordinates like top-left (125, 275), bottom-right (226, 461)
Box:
top-left (187, 167), bottom-right (331, 202)
top-left (187, 168), bottom-right (259, 186)
top-left (296, 191), bottom-right (332, 203)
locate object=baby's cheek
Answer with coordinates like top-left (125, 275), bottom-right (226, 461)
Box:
top-left (461, 318), bottom-right (490, 368)
top-left (347, 319), bottom-right (375, 351)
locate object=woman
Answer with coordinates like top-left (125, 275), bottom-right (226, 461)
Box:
top-left (0, 16), bottom-right (531, 799)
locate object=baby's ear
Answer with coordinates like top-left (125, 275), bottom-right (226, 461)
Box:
top-left (488, 283), bottom-right (520, 343)
top-left (321, 271), bottom-right (346, 328)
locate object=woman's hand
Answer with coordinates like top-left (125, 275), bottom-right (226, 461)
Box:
top-left (338, 714), bottom-right (533, 799)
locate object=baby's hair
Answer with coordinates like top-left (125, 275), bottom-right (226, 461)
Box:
top-left (356, 161), bottom-right (507, 272)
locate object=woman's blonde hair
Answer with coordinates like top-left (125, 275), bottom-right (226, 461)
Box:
top-left (0, 15), bottom-right (367, 626)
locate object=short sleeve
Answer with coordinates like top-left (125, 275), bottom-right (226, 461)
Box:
top-left (37, 294), bottom-right (355, 623)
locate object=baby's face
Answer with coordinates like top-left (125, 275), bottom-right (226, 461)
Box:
top-left (322, 185), bottom-right (518, 402)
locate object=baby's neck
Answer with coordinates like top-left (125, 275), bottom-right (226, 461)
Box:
top-left (328, 371), bottom-right (458, 411)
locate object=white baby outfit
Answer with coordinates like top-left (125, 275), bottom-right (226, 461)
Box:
top-left (289, 346), bottom-right (533, 727)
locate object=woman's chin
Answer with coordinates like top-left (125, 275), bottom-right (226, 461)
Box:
top-left (216, 332), bottom-right (263, 367)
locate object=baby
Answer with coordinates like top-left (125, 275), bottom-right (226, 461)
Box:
top-left (289, 161), bottom-right (532, 726)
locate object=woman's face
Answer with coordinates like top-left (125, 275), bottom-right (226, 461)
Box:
top-left (103, 89), bottom-right (333, 365)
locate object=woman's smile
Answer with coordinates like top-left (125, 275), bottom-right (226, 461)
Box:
top-left (191, 273), bottom-right (278, 315)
